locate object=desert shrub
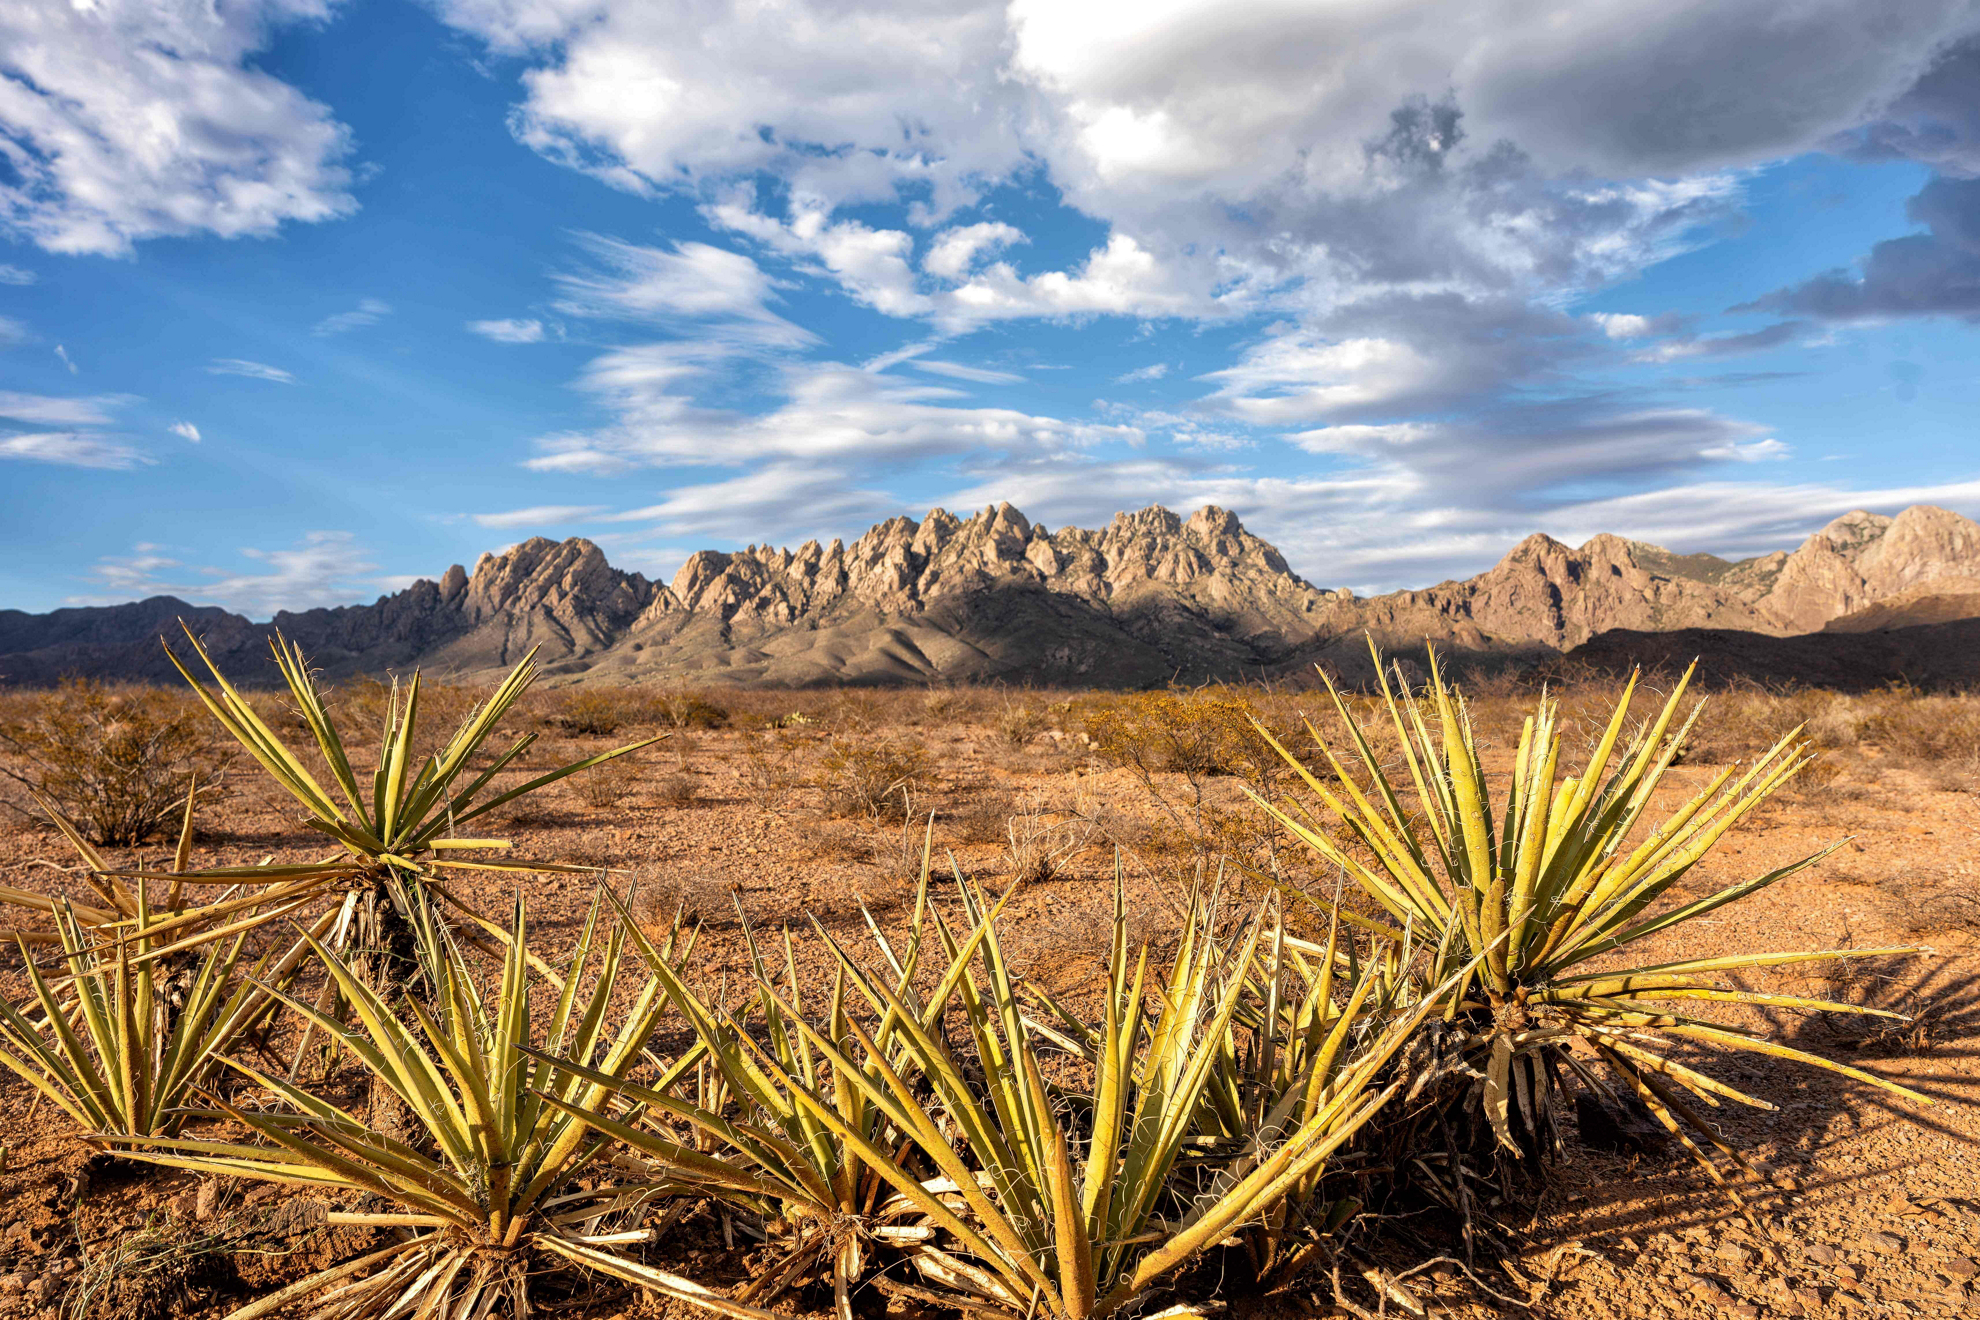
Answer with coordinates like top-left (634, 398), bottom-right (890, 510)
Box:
top-left (0, 678), bottom-right (229, 845)
top-left (654, 689), bottom-right (729, 730)
top-left (994, 694), bottom-right (1048, 750)
top-left (556, 686), bottom-right (643, 736)
top-left (653, 770), bottom-right (699, 807)
top-left (574, 755), bottom-right (641, 808)
top-left (1003, 796), bottom-right (1094, 883)
top-left (817, 734), bottom-right (926, 818)
top-left (1858, 689), bottom-right (1980, 760)
top-left (737, 732), bottom-right (801, 807)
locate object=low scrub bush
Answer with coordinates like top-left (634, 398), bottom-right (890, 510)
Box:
top-left (574, 755), bottom-right (641, 808)
top-left (817, 734), bottom-right (926, 818)
top-left (0, 678), bottom-right (229, 845)
top-left (556, 686), bottom-right (643, 736)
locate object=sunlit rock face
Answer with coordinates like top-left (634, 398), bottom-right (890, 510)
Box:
top-left (5, 504), bottom-right (1980, 688)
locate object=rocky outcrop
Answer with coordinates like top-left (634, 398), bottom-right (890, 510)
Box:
top-left (5, 503), bottom-right (1980, 688)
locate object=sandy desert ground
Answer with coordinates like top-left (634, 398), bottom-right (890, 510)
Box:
top-left (0, 676), bottom-right (1973, 1319)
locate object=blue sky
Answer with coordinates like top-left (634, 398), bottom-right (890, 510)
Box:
top-left (3, 0), bottom-right (1979, 618)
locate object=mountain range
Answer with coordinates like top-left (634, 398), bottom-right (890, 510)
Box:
top-left (5, 502), bottom-right (1980, 689)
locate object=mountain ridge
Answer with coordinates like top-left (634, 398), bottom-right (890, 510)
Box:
top-left (5, 502), bottom-right (1979, 688)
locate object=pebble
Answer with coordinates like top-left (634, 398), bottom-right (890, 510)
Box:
top-left (1861, 1232), bottom-right (1905, 1255)
top-left (1945, 1256), bottom-right (1979, 1279)
top-left (1805, 1244), bottom-right (1839, 1265)
top-left (1730, 1306), bottom-right (1760, 1320)
top-left (0, 1274), bottom-right (21, 1295)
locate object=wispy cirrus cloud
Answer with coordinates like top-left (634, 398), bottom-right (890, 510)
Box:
top-left (471, 504), bottom-right (610, 529)
top-left (312, 297), bottom-right (392, 335)
top-left (74, 531), bottom-right (383, 618)
top-left (0, 432), bottom-right (151, 469)
top-left (208, 358), bottom-right (296, 383)
top-left (468, 318), bottom-right (547, 343)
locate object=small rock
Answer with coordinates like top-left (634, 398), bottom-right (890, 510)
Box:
top-left (194, 1179), bottom-right (222, 1221)
top-left (1861, 1232), bottom-right (1905, 1255)
top-left (1805, 1244), bottom-right (1839, 1266)
top-left (1793, 1287), bottom-right (1824, 1307)
top-left (1719, 1244), bottom-right (1755, 1266)
top-left (0, 1274), bottom-right (22, 1295)
top-left (1730, 1306), bottom-right (1760, 1320)
top-left (1946, 1257), bottom-right (1979, 1280)
top-left (1834, 1265), bottom-right (1860, 1283)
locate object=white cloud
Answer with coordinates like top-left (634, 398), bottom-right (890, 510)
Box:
top-left (0, 0), bottom-right (355, 256)
top-left (79, 531), bottom-right (383, 618)
top-left (0, 391), bottom-right (122, 426)
top-left (312, 297), bottom-right (392, 335)
top-left (0, 264), bottom-right (33, 284)
top-left (1590, 312), bottom-right (1653, 338)
top-left (554, 233), bottom-right (815, 347)
top-left (528, 351), bottom-right (1140, 473)
top-left (468, 317), bottom-right (546, 344)
top-left (1114, 363), bottom-right (1169, 383)
top-left (53, 344), bottom-right (76, 373)
top-left (170, 421), bottom-right (201, 442)
top-left (472, 504), bottom-right (610, 528)
top-left (0, 431), bottom-right (151, 469)
top-left (0, 316), bottom-right (25, 346)
top-left (208, 358), bottom-right (296, 383)
top-left (924, 222), bottom-right (1025, 279)
top-left (910, 360), bottom-right (1025, 385)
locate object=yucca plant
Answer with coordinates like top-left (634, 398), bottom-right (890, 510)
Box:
top-left (1245, 642), bottom-right (1931, 1210)
top-left (0, 784), bottom-right (303, 958)
top-left (529, 851), bottom-right (984, 1318)
top-left (110, 892), bottom-right (704, 1318)
top-left (732, 872), bottom-right (1461, 1320)
top-left (0, 880), bottom-right (329, 1142)
top-left (123, 627), bottom-right (658, 978)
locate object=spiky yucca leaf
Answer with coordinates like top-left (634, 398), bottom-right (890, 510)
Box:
top-left (109, 891), bottom-right (682, 1320)
top-left (0, 881), bottom-right (326, 1141)
top-left (525, 838), bottom-right (999, 1319)
top-left (1245, 641), bottom-right (1930, 1206)
top-left (126, 627), bottom-right (660, 948)
top-left (584, 865), bottom-right (1460, 1320)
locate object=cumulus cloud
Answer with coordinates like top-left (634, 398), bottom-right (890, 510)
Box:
top-left (208, 358), bottom-right (296, 382)
top-left (0, 0), bottom-right (355, 256)
top-left (78, 531), bottom-right (382, 617)
top-left (468, 318), bottom-right (546, 343)
top-left (312, 297), bottom-right (392, 335)
top-left (170, 421), bottom-right (201, 442)
top-left (0, 432), bottom-right (151, 469)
